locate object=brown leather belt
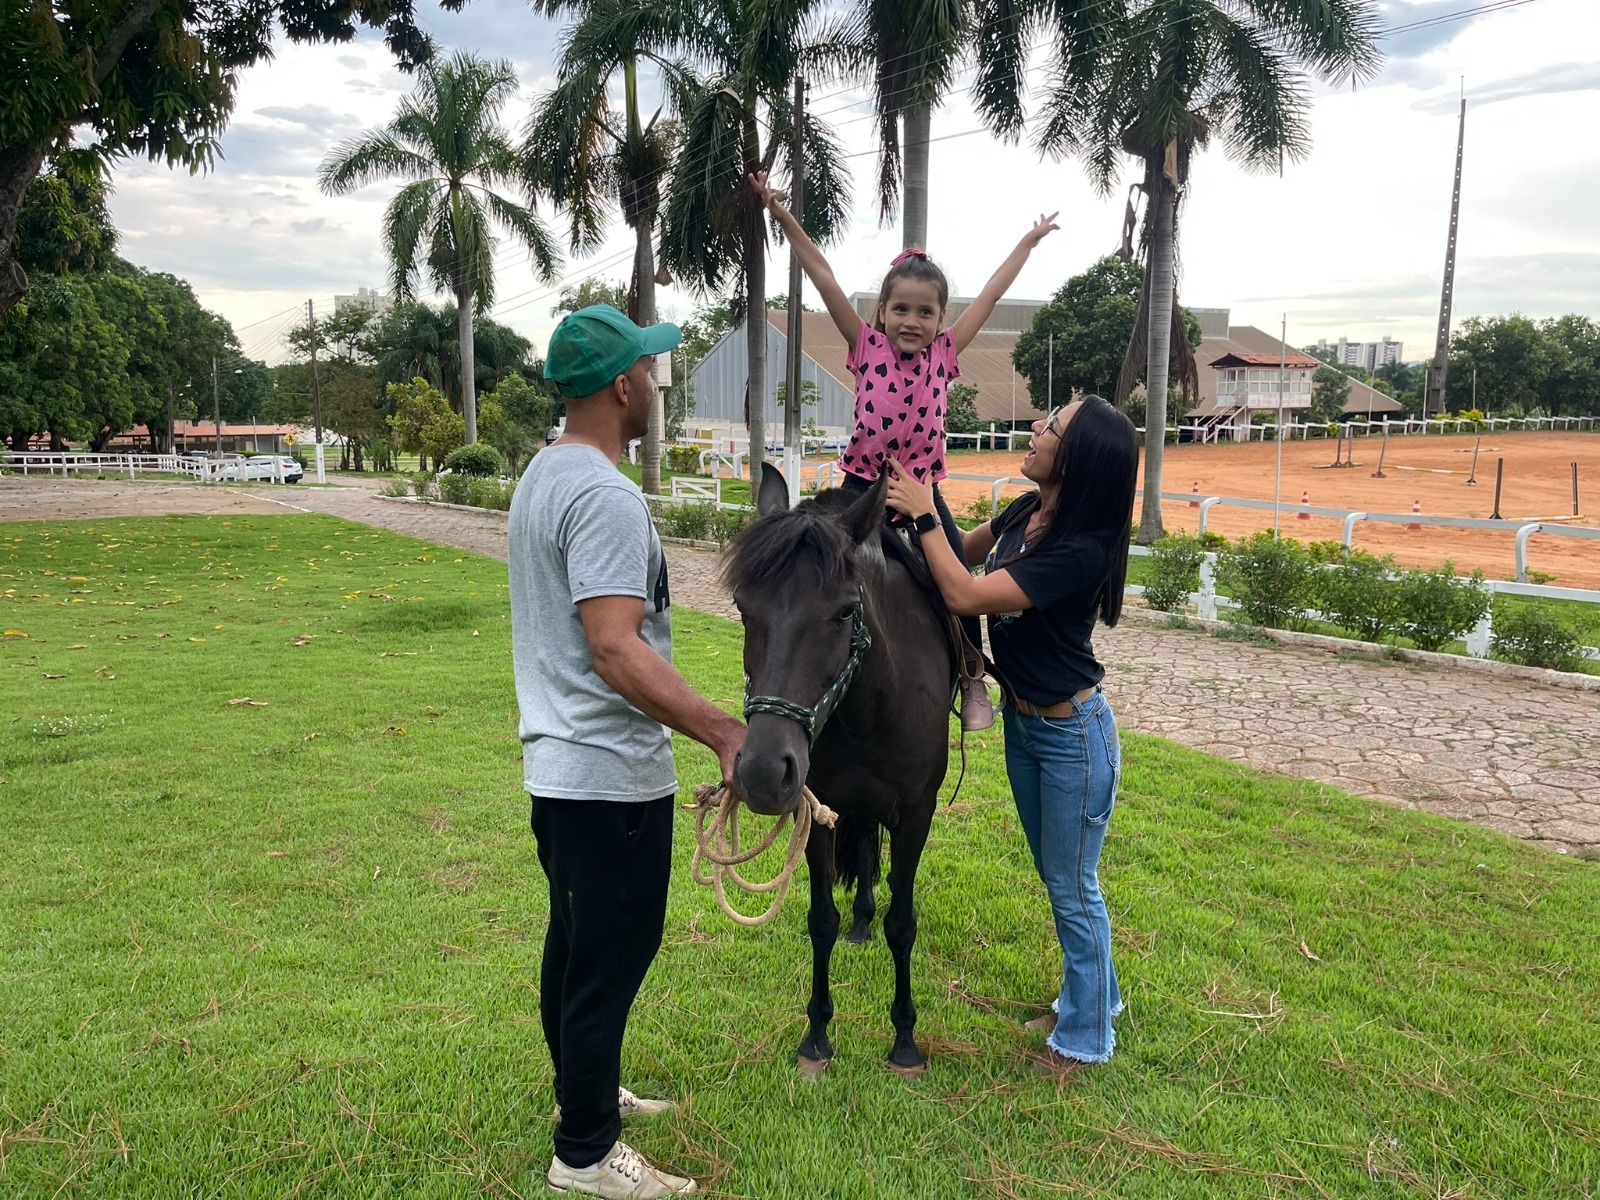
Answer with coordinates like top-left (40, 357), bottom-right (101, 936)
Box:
top-left (1010, 688), bottom-right (1097, 718)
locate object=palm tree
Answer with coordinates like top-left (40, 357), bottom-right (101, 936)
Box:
top-left (526, 0), bottom-right (697, 497)
top-left (320, 51), bottom-right (560, 444)
top-left (652, 0), bottom-right (852, 493)
top-left (1034, 0), bottom-right (1381, 541)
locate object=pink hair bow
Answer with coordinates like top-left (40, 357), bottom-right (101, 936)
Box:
top-left (891, 248), bottom-right (927, 266)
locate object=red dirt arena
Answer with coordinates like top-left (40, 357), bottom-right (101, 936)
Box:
top-left (937, 431), bottom-right (1600, 590)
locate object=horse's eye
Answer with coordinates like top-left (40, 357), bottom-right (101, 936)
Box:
top-left (835, 605), bottom-right (855, 623)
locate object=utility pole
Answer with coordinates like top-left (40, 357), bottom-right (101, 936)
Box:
top-left (307, 298), bottom-right (325, 483)
top-left (782, 74), bottom-right (807, 506)
top-left (165, 382), bottom-right (176, 456)
top-left (1274, 314), bottom-right (1286, 536)
top-left (212, 355), bottom-right (222, 456)
top-left (1047, 332), bottom-right (1054, 409)
top-left (1425, 88), bottom-right (1466, 419)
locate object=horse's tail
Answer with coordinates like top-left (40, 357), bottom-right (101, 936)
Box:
top-left (833, 812), bottom-right (882, 895)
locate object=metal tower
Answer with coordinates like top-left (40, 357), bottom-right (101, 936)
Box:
top-left (1425, 94), bottom-right (1466, 417)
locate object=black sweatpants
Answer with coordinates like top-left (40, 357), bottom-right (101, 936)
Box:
top-left (840, 472), bottom-right (984, 671)
top-left (531, 793), bottom-right (674, 1168)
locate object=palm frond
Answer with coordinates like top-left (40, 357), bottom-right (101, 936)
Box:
top-left (480, 188), bottom-right (562, 287)
top-left (382, 180), bottom-right (442, 301)
top-left (659, 79), bottom-right (744, 295)
top-left (318, 131), bottom-right (436, 194)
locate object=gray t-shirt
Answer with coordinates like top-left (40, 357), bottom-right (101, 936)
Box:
top-left (507, 443), bottom-right (676, 801)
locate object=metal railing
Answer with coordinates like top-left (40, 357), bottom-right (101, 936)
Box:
top-left (3, 451), bottom-right (215, 481)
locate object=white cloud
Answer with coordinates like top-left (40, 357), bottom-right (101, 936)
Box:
top-left (101, 0), bottom-right (1598, 363)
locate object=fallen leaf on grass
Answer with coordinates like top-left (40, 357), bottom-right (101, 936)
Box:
top-left (303, 732), bottom-right (320, 741)
top-left (95, 666), bottom-right (116, 679)
top-left (384, 726), bottom-right (407, 737)
top-left (66, 644), bottom-right (87, 650)
top-left (266, 851), bottom-right (286, 858)
top-left (1299, 940), bottom-right (1321, 962)
top-left (289, 635), bottom-right (314, 647)
top-left (154, 633), bottom-right (171, 639)
top-left (2, 629), bottom-right (27, 638)
top-left (43, 673), bottom-right (65, 680)
top-left (226, 698), bottom-right (268, 708)
top-left (378, 651), bottom-right (417, 658)
top-left (187, 636), bottom-right (204, 643)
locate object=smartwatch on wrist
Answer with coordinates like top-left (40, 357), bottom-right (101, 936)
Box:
top-left (913, 512), bottom-right (938, 535)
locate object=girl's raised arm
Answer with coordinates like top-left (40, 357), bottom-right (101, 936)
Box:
top-left (948, 212), bottom-right (1059, 355)
top-left (749, 172), bottom-right (862, 346)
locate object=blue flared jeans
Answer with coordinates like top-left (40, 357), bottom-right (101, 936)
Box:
top-left (1003, 689), bottom-right (1123, 1063)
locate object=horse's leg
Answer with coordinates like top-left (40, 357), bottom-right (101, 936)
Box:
top-left (845, 826), bottom-right (876, 944)
top-left (797, 826), bottom-right (839, 1074)
top-left (883, 804), bottom-right (933, 1072)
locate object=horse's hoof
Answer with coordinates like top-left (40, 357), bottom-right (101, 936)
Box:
top-left (797, 1054), bottom-right (831, 1078)
top-left (887, 1059), bottom-right (927, 1078)
top-left (887, 1046), bottom-right (927, 1075)
top-left (845, 924), bottom-right (872, 944)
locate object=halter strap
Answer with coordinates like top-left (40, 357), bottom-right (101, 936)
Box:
top-left (743, 587), bottom-right (872, 745)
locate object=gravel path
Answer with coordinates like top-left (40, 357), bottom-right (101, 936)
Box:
top-left (7, 474), bottom-right (1597, 856)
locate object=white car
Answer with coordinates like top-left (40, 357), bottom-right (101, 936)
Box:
top-left (217, 455), bottom-right (303, 483)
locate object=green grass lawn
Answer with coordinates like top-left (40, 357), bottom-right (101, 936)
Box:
top-left (3, 516), bottom-right (1598, 1198)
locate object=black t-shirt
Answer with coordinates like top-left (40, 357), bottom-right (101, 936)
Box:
top-left (985, 495), bottom-right (1112, 705)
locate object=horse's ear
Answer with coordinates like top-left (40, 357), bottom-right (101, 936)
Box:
top-left (841, 472), bottom-right (887, 546)
top-left (756, 462), bottom-right (789, 518)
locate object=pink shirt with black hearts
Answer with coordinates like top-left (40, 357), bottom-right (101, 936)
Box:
top-left (838, 319), bottom-right (959, 485)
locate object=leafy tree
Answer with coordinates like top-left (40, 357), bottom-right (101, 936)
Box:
top-left (775, 379), bottom-right (819, 409)
top-left (945, 380), bottom-right (980, 434)
top-left (654, 0), bottom-right (853, 492)
top-left (549, 278), bottom-right (631, 318)
top-left (12, 154), bottom-right (117, 276)
top-left (485, 373), bottom-right (552, 438)
top-left (0, 0), bottom-right (434, 317)
top-left (669, 296), bottom-right (736, 441)
top-left (1039, 0), bottom-right (1381, 541)
top-left (319, 51), bottom-right (560, 445)
top-left (286, 303), bottom-right (379, 364)
top-left (366, 300), bottom-right (534, 404)
top-left (1309, 366), bottom-right (1352, 424)
top-left (1540, 314), bottom-right (1600, 417)
top-left (386, 377), bottom-right (457, 471)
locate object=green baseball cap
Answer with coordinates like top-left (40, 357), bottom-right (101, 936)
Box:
top-left (545, 305), bottom-right (681, 399)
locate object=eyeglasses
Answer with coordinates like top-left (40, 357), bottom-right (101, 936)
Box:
top-left (1041, 406), bottom-right (1064, 439)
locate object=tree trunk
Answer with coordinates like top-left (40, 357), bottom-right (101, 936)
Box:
top-left (457, 288), bottom-right (478, 444)
top-left (1138, 176), bottom-right (1176, 545)
top-left (902, 103), bottom-right (931, 250)
top-left (745, 246), bottom-right (766, 496)
top-left (0, 145), bottom-right (48, 318)
top-left (636, 222), bottom-right (662, 498)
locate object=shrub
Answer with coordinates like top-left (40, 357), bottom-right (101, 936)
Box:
top-left (664, 444), bottom-right (702, 474)
top-left (437, 472), bottom-right (474, 506)
top-left (1306, 540), bottom-right (1347, 565)
top-left (1396, 563), bottom-right (1490, 652)
top-left (1144, 534), bottom-right (1206, 612)
top-left (378, 476), bottom-right (411, 498)
top-left (1216, 533), bottom-right (1315, 629)
top-left (1316, 549), bottom-right (1403, 643)
top-left (444, 443), bottom-right (504, 478)
top-left (660, 501), bottom-right (714, 541)
top-left (1199, 530), bottom-right (1229, 551)
top-left (1491, 605), bottom-right (1590, 672)
top-left (409, 471), bottom-right (436, 499)
top-left (712, 506), bottom-right (755, 545)
top-left (966, 496), bottom-right (993, 523)
top-left (469, 477), bottom-right (515, 511)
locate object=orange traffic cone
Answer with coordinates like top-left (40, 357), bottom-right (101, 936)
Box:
top-left (1189, 481), bottom-right (1201, 509)
top-left (1298, 491), bottom-right (1311, 520)
top-left (1407, 499), bottom-right (1422, 531)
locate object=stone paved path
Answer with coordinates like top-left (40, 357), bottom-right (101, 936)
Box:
top-left (7, 476), bottom-right (1598, 855)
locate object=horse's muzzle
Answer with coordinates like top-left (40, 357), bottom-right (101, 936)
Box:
top-left (732, 727), bottom-right (807, 816)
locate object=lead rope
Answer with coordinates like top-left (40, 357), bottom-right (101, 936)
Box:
top-left (690, 782), bottom-right (837, 927)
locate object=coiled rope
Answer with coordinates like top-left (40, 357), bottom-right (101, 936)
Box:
top-left (690, 782), bottom-right (837, 927)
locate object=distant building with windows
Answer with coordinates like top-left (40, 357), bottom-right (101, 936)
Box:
top-left (334, 287), bottom-right (393, 317)
top-left (1317, 336), bottom-right (1404, 373)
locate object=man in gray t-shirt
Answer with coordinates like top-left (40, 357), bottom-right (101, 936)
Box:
top-left (509, 305), bottom-right (743, 1200)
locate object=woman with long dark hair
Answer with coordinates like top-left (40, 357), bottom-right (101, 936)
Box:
top-left (885, 395), bottom-right (1139, 1067)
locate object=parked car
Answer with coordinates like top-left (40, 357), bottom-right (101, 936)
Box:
top-left (217, 455), bottom-right (303, 483)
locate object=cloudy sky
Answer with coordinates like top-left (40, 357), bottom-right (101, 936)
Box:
top-left (105, 0), bottom-right (1600, 367)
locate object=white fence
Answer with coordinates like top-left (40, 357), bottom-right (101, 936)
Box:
top-left (3, 451), bottom-right (215, 481)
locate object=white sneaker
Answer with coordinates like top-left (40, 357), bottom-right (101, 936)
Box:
top-left (555, 1087), bottom-right (675, 1122)
top-left (547, 1140), bottom-right (698, 1197)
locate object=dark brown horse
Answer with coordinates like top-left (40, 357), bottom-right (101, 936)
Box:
top-left (726, 467), bottom-right (954, 1072)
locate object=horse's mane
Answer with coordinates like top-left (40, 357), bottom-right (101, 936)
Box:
top-left (721, 495), bottom-right (863, 596)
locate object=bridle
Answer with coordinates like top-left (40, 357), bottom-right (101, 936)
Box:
top-left (742, 586), bottom-right (872, 745)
